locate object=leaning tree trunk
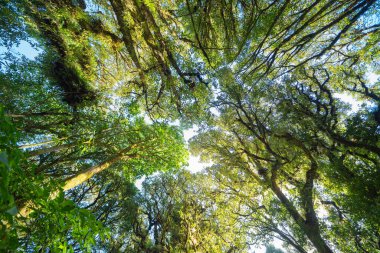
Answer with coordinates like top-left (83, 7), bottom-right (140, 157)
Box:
top-left (17, 147), bottom-right (132, 218)
top-left (61, 152), bottom-right (126, 192)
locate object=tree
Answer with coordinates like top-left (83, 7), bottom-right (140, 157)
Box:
top-left (0, 34), bottom-right (188, 251)
top-left (8, 0), bottom-right (212, 119)
top-left (1, 0), bottom-right (379, 251)
top-left (119, 170), bottom-right (250, 252)
top-left (190, 58), bottom-right (379, 252)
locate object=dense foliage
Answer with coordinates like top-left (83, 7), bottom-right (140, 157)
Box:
top-left (0, 0), bottom-right (379, 252)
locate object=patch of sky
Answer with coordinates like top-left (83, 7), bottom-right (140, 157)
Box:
top-left (334, 93), bottom-right (361, 113)
top-left (135, 176), bottom-right (146, 190)
top-left (334, 71), bottom-right (379, 113)
top-left (0, 40), bottom-right (41, 60)
top-left (367, 71), bottom-right (379, 84)
top-left (183, 126), bottom-right (212, 173)
top-left (248, 238), bottom-right (284, 253)
top-left (84, 0), bottom-right (103, 13)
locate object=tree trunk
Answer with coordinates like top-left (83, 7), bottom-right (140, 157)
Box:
top-left (305, 230), bottom-right (333, 253)
top-left (61, 152), bottom-right (125, 191)
top-left (269, 163), bottom-right (333, 253)
top-left (17, 147), bottom-right (132, 218)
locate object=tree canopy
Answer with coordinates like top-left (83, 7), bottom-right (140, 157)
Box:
top-left (0, 0), bottom-right (379, 252)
